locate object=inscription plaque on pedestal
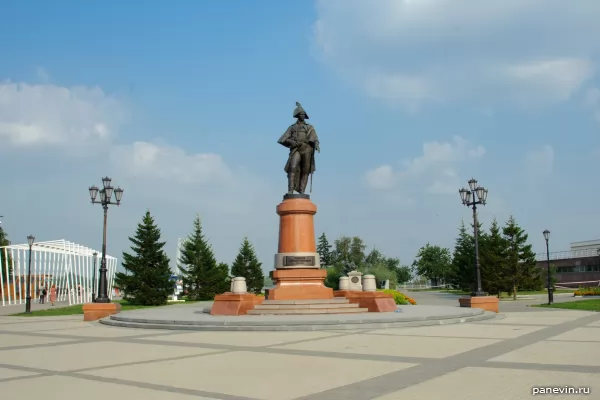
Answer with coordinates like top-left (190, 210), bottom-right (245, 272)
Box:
top-left (284, 256), bottom-right (316, 267)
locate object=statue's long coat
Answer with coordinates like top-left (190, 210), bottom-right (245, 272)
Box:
top-left (278, 122), bottom-right (319, 174)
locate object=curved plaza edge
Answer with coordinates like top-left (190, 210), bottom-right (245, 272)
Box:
top-left (99, 304), bottom-right (498, 331)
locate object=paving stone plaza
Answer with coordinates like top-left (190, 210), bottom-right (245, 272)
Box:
top-left (0, 292), bottom-right (597, 399)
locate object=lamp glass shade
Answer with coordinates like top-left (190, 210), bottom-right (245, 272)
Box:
top-left (475, 187), bottom-right (484, 201)
top-left (93, 252), bottom-right (98, 257)
top-left (114, 187), bottom-right (124, 203)
top-left (104, 186), bottom-right (114, 201)
top-left (99, 189), bottom-right (107, 203)
top-left (481, 188), bottom-right (489, 203)
top-left (102, 176), bottom-right (112, 189)
top-left (88, 185), bottom-right (99, 202)
top-left (465, 191), bottom-right (472, 204)
top-left (468, 178), bottom-right (478, 191)
top-left (543, 230), bottom-right (550, 241)
top-left (459, 188), bottom-right (469, 203)
top-left (27, 235), bottom-right (35, 247)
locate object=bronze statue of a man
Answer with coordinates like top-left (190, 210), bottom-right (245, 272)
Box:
top-left (278, 102), bottom-right (320, 195)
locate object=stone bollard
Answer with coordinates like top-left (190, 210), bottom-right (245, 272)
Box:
top-left (231, 277), bottom-right (247, 294)
top-left (362, 274), bottom-right (377, 292)
top-left (339, 276), bottom-right (350, 290)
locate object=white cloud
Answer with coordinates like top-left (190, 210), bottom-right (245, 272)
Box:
top-left (314, 0), bottom-right (600, 109)
top-left (0, 81), bottom-right (125, 147)
top-left (110, 141), bottom-right (235, 186)
top-left (525, 144), bottom-right (554, 178)
top-left (365, 136), bottom-right (485, 196)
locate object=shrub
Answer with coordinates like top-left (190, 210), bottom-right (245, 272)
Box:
top-left (377, 289), bottom-right (416, 305)
top-left (574, 286), bottom-right (600, 296)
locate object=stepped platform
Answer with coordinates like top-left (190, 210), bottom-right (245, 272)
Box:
top-left (247, 298), bottom-right (369, 315)
top-left (100, 304), bottom-right (497, 331)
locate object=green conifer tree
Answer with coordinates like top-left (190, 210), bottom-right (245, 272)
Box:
top-left (479, 217), bottom-right (509, 296)
top-left (316, 233), bottom-right (333, 267)
top-left (230, 237), bottom-right (264, 294)
top-left (178, 214), bottom-right (229, 300)
top-left (502, 215), bottom-right (542, 299)
top-left (115, 211), bottom-right (173, 306)
top-left (451, 220), bottom-right (475, 292)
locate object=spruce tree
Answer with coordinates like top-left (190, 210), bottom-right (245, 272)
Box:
top-left (115, 211), bottom-right (173, 306)
top-left (316, 233), bottom-right (332, 267)
top-left (231, 237), bottom-right (264, 294)
top-left (479, 218), bottom-right (509, 296)
top-left (178, 214), bottom-right (229, 300)
top-left (502, 215), bottom-right (541, 299)
top-left (451, 220), bottom-right (475, 292)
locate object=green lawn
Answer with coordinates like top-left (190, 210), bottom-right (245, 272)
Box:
top-left (534, 299), bottom-right (600, 312)
top-left (9, 299), bottom-right (181, 317)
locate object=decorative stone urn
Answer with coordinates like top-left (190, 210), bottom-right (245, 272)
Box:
top-left (338, 276), bottom-right (350, 290)
top-left (362, 274), bottom-right (377, 292)
top-left (231, 277), bottom-right (247, 294)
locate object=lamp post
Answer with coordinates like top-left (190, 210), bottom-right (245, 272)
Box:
top-left (25, 235), bottom-right (35, 313)
top-left (543, 230), bottom-right (553, 305)
top-left (459, 178), bottom-right (488, 297)
top-left (91, 252), bottom-right (98, 302)
top-left (88, 177), bottom-right (123, 304)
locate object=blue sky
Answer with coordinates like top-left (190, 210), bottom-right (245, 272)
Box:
top-left (1, 0), bottom-right (599, 273)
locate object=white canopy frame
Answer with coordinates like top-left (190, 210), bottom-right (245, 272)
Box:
top-left (0, 239), bottom-right (117, 307)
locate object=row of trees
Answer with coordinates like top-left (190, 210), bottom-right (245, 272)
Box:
top-left (412, 215), bottom-right (543, 298)
top-left (316, 233), bottom-right (412, 289)
top-left (115, 212), bottom-right (264, 306)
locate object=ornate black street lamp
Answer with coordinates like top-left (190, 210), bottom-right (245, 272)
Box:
top-left (542, 230), bottom-right (553, 305)
top-left (88, 177), bottom-right (123, 304)
top-left (25, 235), bottom-right (35, 313)
top-left (91, 251), bottom-right (98, 303)
top-left (459, 178), bottom-right (488, 297)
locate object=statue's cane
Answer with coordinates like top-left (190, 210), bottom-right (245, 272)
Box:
top-left (309, 145), bottom-right (316, 193)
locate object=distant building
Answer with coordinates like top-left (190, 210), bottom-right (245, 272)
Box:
top-left (536, 239), bottom-right (600, 286)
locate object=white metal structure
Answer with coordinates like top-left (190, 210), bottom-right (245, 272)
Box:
top-left (0, 239), bottom-right (117, 307)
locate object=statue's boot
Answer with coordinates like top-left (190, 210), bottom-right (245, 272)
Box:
top-left (287, 172), bottom-right (295, 195)
top-left (299, 173), bottom-right (309, 194)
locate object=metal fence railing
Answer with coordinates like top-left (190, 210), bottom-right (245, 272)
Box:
top-left (536, 248), bottom-right (600, 262)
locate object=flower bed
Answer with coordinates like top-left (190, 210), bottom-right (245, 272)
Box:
top-left (377, 289), bottom-right (417, 305)
top-left (574, 287), bottom-right (600, 296)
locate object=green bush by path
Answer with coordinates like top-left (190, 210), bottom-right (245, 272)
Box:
top-left (377, 289), bottom-right (416, 305)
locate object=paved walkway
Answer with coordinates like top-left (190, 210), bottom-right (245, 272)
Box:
top-left (0, 294), bottom-right (598, 399)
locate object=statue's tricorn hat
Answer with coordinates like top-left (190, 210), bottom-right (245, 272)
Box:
top-left (293, 102), bottom-right (309, 119)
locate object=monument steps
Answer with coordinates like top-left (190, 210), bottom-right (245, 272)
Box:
top-left (247, 298), bottom-right (368, 315)
top-left (247, 307), bottom-right (368, 315)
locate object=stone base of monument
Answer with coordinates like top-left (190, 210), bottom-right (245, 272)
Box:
top-left (458, 295), bottom-right (499, 313)
top-left (334, 290), bottom-right (397, 313)
top-left (247, 298), bottom-right (368, 315)
top-left (267, 269), bottom-right (333, 300)
top-left (83, 302), bottom-right (121, 322)
top-left (101, 304), bottom-right (497, 331)
top-left (210, 293), bottom-right (264, 316)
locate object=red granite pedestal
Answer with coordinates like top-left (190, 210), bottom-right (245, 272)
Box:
top-left (334, 290), bottom-right (397, 312)
top-left (83, 302), bottom-right (121, 322)
top-left (210, 293), bottom-right (264, 316)
top-left (458, 296), bottom-right (499, 313)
